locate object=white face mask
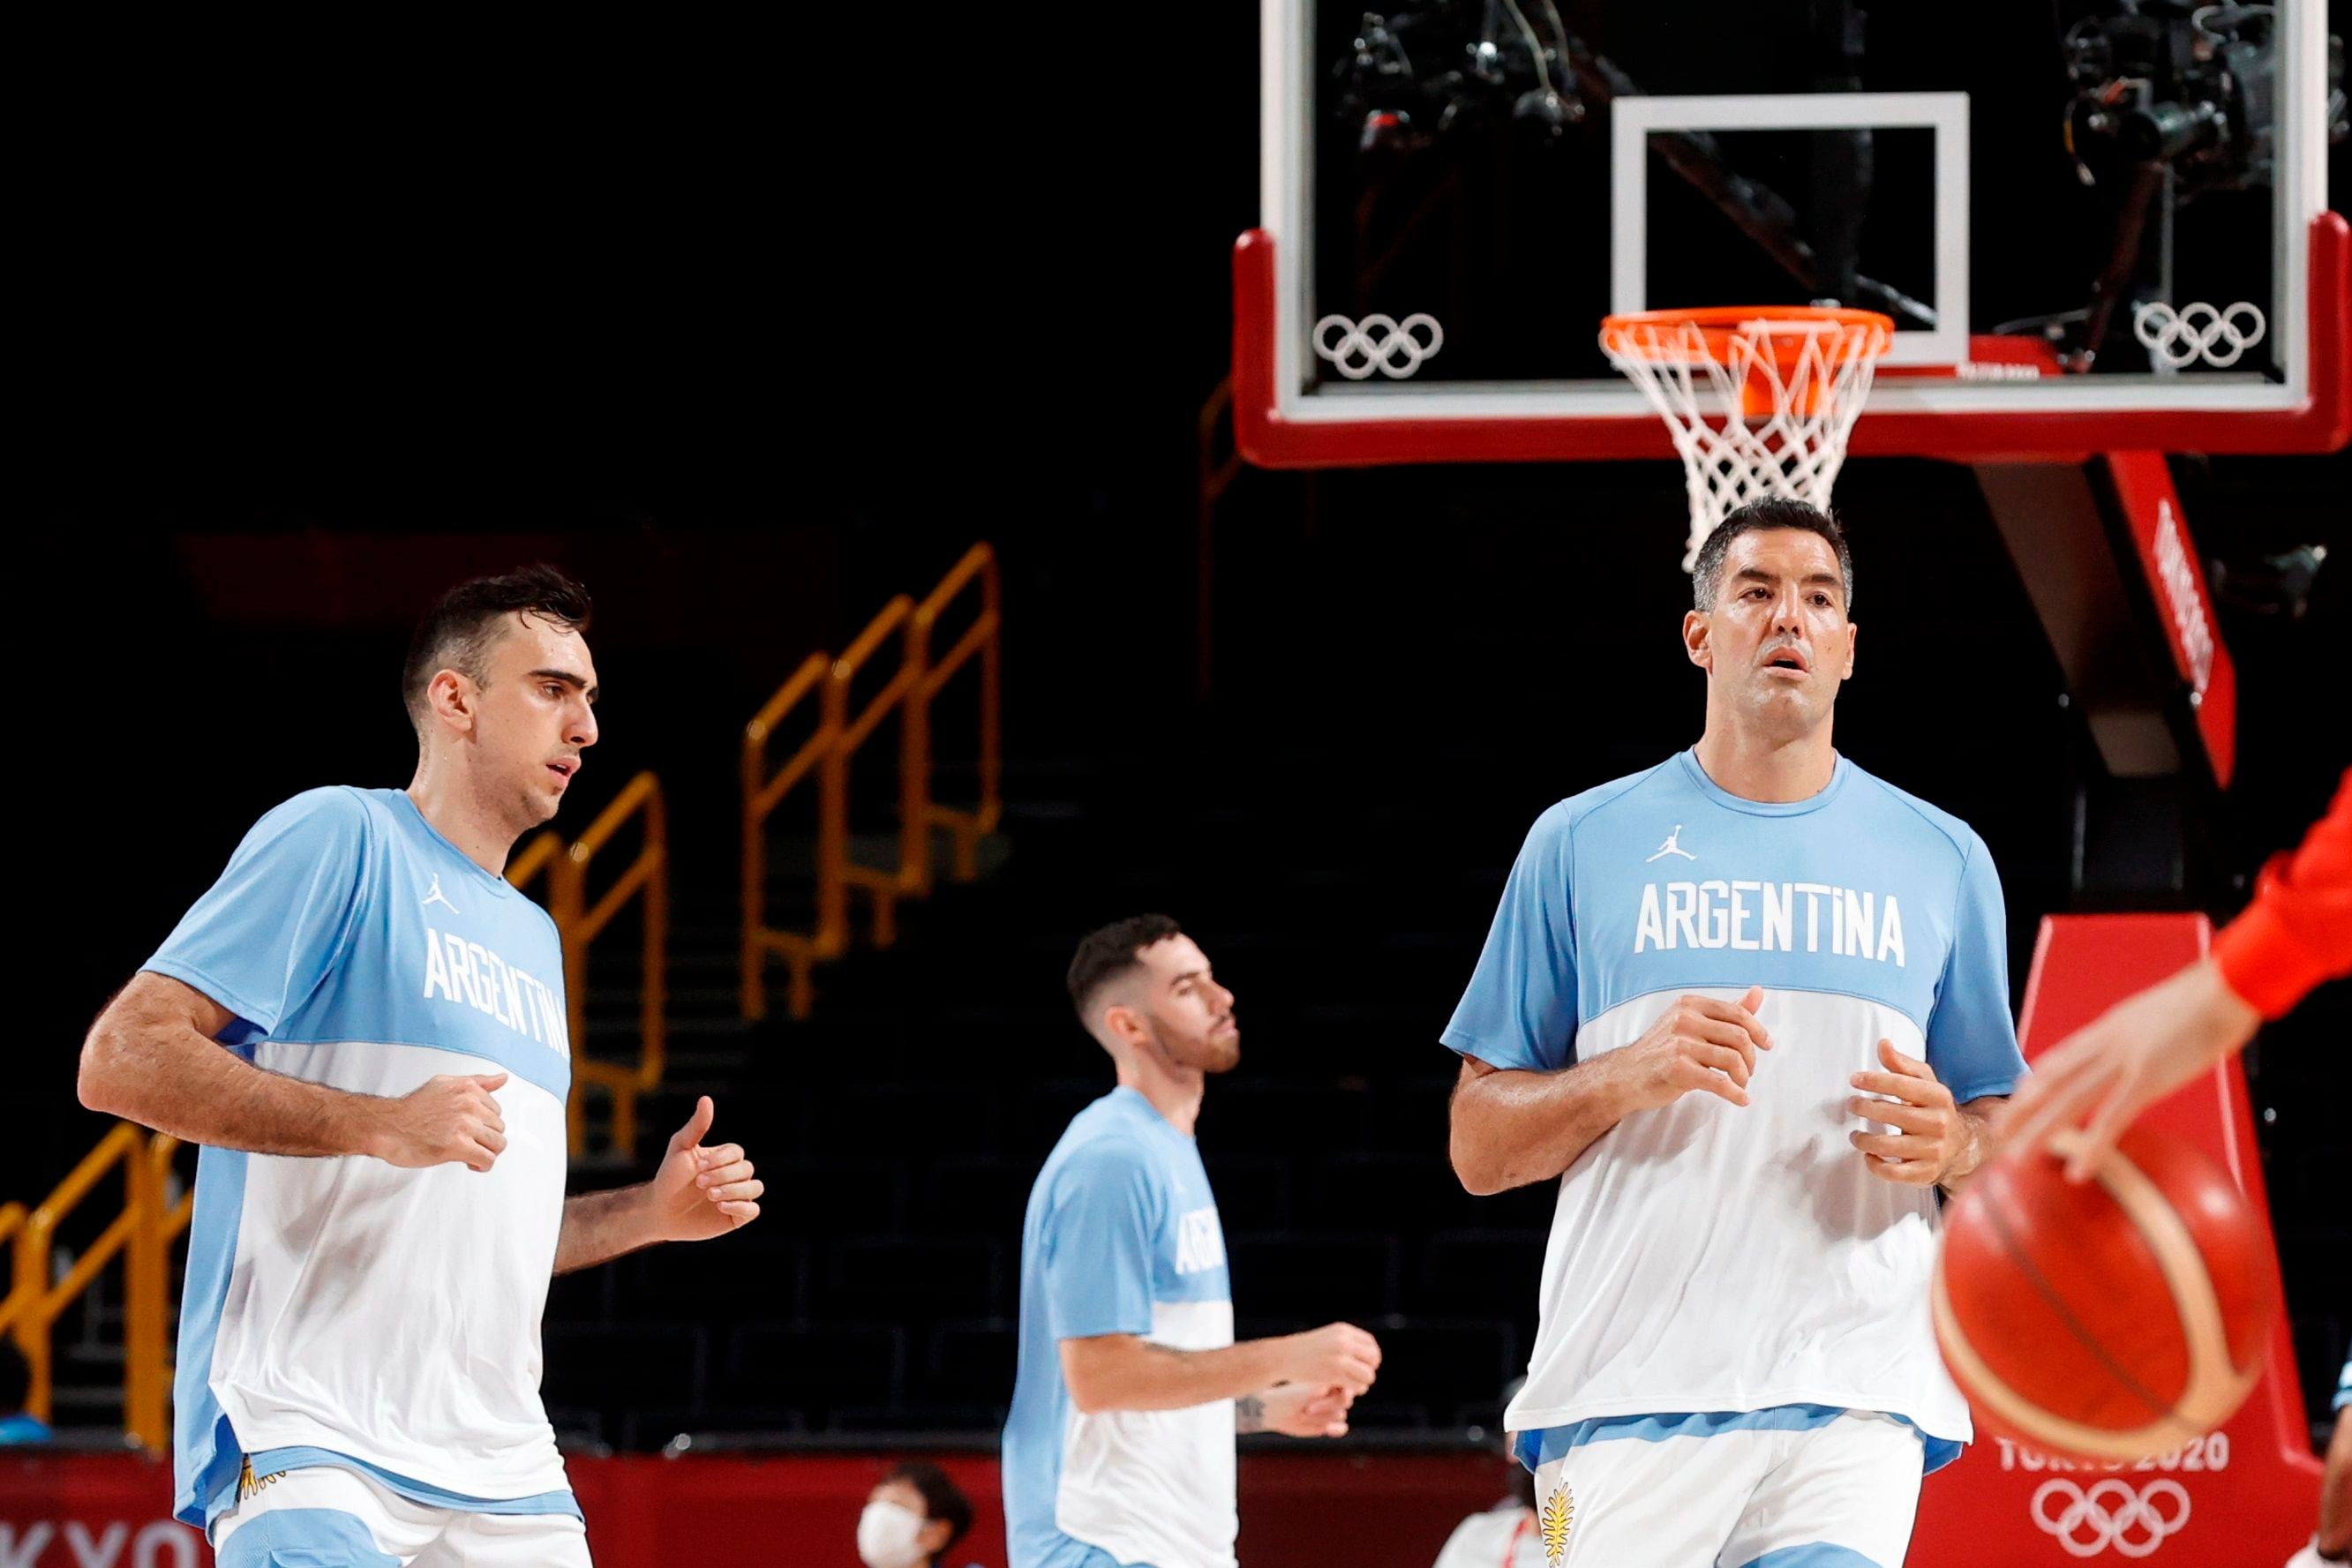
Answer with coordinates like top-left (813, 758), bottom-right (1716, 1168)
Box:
top-left (858, 1499), bottom-right (929, 1568)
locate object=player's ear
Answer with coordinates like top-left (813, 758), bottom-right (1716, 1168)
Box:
top-left (1682, 609), bottom-right (1713, 671)
top-left (1100, 1001), bottom-right (1150, 1054)
top-left (1841, 619), bottom-right (1858, 680)
top-left (426, 668), bottom-right (477, 735)
top-left (918, 1518), bottom-right (953, 1557)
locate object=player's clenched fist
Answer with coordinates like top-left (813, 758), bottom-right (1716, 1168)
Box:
top-left (1620, 986), bottom-right (1773, 1110)
top-left (371, 1073), bottom-right (509, 1172)
top-left (1280, 1322), bottom-right (1382, 1396)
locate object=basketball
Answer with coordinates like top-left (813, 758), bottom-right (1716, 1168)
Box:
top-left (1934, 1124), bottom-right (2281, 1464)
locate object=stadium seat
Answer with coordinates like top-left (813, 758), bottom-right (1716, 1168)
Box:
top-left (1200, 1153), bottom-right (1295, 1231)
top-left (620, 1234), bottom-right (807, 1323)
top-left (723, 1322), bottom-right (906, 1422)
top-left (542, 1324), bottom-right (709, 1432)
top-left (1197, 1081), bottom-right (1374, 1159)
top-left (824, 1236), bottom-right (1005, 1323)
top-left (541, 1262), bottom-right (617, 1328)
top-left (1313, 1152), bottom-right (1475, 1235)
top-left (770, 1160), bottom-right (910, 1241)
top-left (918, 1158), bottom-right (1036, 1240)
top-left (924, 1317), bottom-right (1019, 1408)
top-left (1226, 1232), bottom-right (1398, 1326)
top-left (1361, 1317), bottom-right (1518, 1422)
top-left (809, 1083), bottom-right (1004, 1161)
top-left (1416, 1230), bottom-right (1551, 1317)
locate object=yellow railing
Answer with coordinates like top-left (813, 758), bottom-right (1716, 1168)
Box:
top-left (510, 770), bottom-right (668, 1157)
top-left (0, 1123), bottom-right (190, 1449)
top-left (741, 543), bottom-right (1003, 1019)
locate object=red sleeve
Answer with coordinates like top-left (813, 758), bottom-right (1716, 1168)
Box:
top-left (2211, 769), bottom-right (2352, 1019)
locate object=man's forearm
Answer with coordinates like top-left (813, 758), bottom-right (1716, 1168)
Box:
top-left (1450, 1054), bottom-right (1640, 1196)
top-left (79, 981), bottom-right (385, 1159)
top-left (1062, 1335), bottom-right (1291, 1414)
top-left (1937, 1096), bottom-right (2006, 1196)
top-left (555, 1185), bottom-right (662, 1275)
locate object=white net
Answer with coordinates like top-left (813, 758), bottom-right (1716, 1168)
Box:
top-left (1601, 312), bottom-right (1892, 571)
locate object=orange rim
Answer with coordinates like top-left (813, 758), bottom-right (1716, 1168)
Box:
top-left (1601, 304), bottom-right (1896, 365)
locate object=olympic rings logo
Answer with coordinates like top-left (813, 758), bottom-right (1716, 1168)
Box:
top-left (1313, 312), bottom-right (1444, 379)
top-left (2030, 1478), bottom-right (2192, 1558)
top-left (2133, 301), bottom-right (2266, 369)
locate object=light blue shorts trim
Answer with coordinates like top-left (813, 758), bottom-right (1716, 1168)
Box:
top-left (1733, 1547), bottom-right (1883, 1567)
top-left (1514, 1406), bottom-right (1962, 1476)
top-left (238, 1447), bottom-right (581, 1521)
top-left (214, 1506), bottom-right (401, 1567)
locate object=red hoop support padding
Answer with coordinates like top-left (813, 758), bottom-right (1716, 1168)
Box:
top-left (1905, 914), bottom-right (2321, 1568)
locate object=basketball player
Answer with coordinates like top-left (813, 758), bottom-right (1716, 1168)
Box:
top-left (75, 567), bottom-right (763, 1566)
top-left (1999, 768), bottom-right (2348, 1176)
top-left (1003, 915), bottom-right (1382, 1568)
top-left (1444, 499), bottom-right (2028, 1567)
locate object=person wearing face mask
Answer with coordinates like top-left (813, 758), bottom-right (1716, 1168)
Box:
top-left (859, 1461), bottom-right (974, 1568)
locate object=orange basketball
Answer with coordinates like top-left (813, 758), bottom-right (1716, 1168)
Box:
top-left (1933, 1125), bottom-right (2279, 1463)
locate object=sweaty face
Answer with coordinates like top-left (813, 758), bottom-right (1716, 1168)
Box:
top-left (462, 612), bottom-right (600, 830)
top-left (1686, 529), bottom-right (1856, 739)
top-left (1130, 934), bottom-right (1241, 1075)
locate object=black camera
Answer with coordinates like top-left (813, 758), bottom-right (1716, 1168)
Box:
top-left (2063, 2), bottom-right (2345, 191)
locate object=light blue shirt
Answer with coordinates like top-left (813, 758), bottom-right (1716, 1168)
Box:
top-left (147, 787), bottom-right (579, 1527)
top-left (1003, 1088), bottom-right (1237, 1568)
top-left (1444, 751), bottom-right (2027, 1474)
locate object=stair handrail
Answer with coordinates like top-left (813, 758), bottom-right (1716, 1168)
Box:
top-left (906, 543), bottom-right (1003, 892)
top-left (740, 593), bottom-right (921, 1020)
top-left (4, 1122), bottom-right (189, 1449)
top-left (740, 653), bottom-right (837, 1022)
top-left (738, 544), bottom-right (1003, 1023)
top-left (507, 829), bottom-right (562, 894)
top-left (830, 595), bottom-right (922, 949)
top-left (554, 770), bottom-right (668, 1156)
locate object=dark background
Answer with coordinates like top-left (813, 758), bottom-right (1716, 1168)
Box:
top-left (12, 7), bottom-right (2348, 1444)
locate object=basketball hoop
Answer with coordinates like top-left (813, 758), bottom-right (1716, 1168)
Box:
top-left (1600, 305), bottom-right (1895, 571)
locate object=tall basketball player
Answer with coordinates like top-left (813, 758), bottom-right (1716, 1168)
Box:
top-left (1444, 499), bottom-right (2028, 1567)
top-left (77, 568), bottom-right (763, 1566)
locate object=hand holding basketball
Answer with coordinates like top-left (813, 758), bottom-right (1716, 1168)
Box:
top-left (1995, 958), bottom-right (2261, 1182)
top-left (1849, 1040), bottom-right (1974, 1187)
top-left (1621, 986), bottom-right (1773, 1111)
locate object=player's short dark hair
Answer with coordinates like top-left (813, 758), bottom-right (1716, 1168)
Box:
top-left (402, 565), bottom-right (592, 733)
top-left (884, 1460), bottom-right (973, 1560)
top-left (1067, 913), bottom-right (1184, 1022)
top-left (1691, 499), bottom-right (1854, 613)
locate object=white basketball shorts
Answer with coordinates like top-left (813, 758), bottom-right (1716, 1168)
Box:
top-left (211, 1462), bottom-right (593, 1567)
top-left (1524, 1407), bottom-right (1925, 1568)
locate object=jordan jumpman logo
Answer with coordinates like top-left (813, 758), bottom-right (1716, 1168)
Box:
top-left (1646, 825), bottom-right (1697, 862)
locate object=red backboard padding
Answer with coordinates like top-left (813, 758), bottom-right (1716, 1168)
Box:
top-left (1906, 913), bottom-right (2321, 1567)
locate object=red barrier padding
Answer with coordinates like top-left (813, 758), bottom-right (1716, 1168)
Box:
top-left (1907, 912), bottom-right (2321, 1567)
